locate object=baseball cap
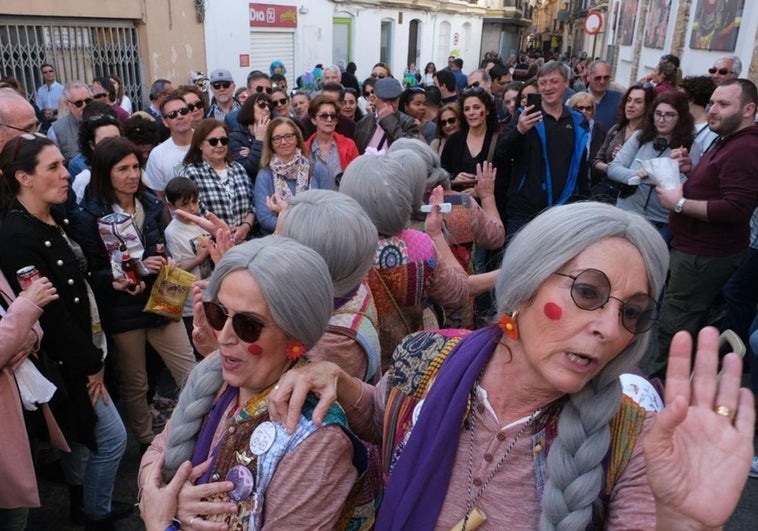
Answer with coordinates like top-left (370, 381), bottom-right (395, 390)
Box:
top-left (210, 69), bottom-right (234, 84)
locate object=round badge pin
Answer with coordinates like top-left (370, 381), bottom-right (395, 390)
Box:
top-left (225, 465), bottom-right (254, 501)
top-left (412, 399), bottom-right (425, 425)
top-left (249, 421), bottom-right (276, 455)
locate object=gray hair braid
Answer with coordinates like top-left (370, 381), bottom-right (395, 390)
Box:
top-left (538, 379), bottom-right (622, 530)
top-left (161, 354), bottom-right (224, 482)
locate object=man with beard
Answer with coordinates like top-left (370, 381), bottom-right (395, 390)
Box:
top-left (650, 79), bottom-right (758, 378)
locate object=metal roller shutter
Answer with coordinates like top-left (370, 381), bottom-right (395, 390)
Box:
top-left (249, 30), bottom-right (295, 86)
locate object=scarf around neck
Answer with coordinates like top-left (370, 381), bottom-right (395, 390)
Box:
top-left (376, 325), bottom-right (503, 529)
top-left (270, 148), bottom-right (310, 201)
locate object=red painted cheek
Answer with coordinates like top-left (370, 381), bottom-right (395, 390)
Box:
top-left (247, 344), bottom-right (263, 356)
top-left (543, 302), bottom-right (563, 321)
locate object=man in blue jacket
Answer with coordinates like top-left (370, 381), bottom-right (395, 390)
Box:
top-left (497, 61), bottom-right (590, 235)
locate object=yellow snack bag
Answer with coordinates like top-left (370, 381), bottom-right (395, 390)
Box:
top-left (143, 265), bottom-right (196, 321)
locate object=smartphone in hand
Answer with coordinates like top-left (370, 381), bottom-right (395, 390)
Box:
top-left (526, 93), bottom-right (542, 114)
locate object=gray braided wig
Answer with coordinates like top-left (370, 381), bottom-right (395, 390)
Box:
top-left (161, 236), bottom-right (334, 481)
top-left (494, 202), bottom-right (669, 531)
top-left (387, 137), bottom-right (452, 191)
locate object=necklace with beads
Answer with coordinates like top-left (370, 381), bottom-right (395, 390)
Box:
top-left (460, 384), bottom-right (542, 531)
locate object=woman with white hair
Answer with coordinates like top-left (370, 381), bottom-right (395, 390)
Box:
top-left (270, 201), bottom-right (754, 530)
top-left (339, 153), bottom-right (469, 367)
top-left (139, 236), bottom-right (368, 530)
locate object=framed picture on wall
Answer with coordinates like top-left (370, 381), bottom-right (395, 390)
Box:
top-left (690, 0), bottom-right (745, 51)
top-left (619, 0), bottom-right (640, 46)
top-left (644, 0), bottom-right (672, 49)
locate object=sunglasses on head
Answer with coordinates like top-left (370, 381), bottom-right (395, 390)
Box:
top-left (440, 117), bottom-right (457, 126)
top-left (205, 136), bottom-right (229, 147)
top-left (554, 269), bottom-right (658, 334)
top-left (255, 86), bottom-right (273, 94)
top-left (203, 301), bottom-right (269, 343)
top-left (10, 133), bottom-right (48, 163)
top-left (68, 98), bottom-right (93, 108)
top-left (164, 107), bottom-right (190, 119)
top-left (186, 101), bottom-right (204, 112)
top-left (212, 81), bottom-right (232, 90)
top-left (708, 67), bottom-right (731, 76)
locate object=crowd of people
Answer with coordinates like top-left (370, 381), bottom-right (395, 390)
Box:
top-left (0, 49), bottom-right (756, 531)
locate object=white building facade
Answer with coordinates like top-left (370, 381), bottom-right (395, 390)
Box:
top-left (202, 0), bottom-right (501, 87)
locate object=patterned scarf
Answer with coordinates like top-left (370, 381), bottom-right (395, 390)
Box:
top-left (270, 148), bottom-right (310, 201)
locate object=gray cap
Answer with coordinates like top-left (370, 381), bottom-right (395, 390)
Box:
top-left (374, 78), bottom-right (403, 100)
top-left (210, 68), bottom-right (234, 84)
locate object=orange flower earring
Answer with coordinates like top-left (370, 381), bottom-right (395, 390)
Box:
top-left (286, 341), bottom-right (307, 360)
top-left (498, 312), bottom-right (519, 340)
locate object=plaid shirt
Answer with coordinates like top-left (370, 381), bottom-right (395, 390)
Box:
top-left (179, 160), bottom-right (254, 227)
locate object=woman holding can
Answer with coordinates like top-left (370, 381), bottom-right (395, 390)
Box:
top-left (0, 134), bottom-right (127, 530)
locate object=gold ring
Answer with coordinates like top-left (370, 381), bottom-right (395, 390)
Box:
top-left (714, 405), bottom-right (736, 420)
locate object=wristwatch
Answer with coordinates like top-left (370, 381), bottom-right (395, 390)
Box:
top-left (674, 197), bottom-right (687, 213)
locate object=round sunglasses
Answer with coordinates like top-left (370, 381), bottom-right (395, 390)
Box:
top-left (205, 136), bottom-right (229, 147)
top-left (203, 300), bottom-right (269, 343)
top-left (553, 268), bottom-right (658, 334)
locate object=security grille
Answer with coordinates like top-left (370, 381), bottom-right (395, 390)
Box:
top-left (0, 16), bottom-right (144, 111)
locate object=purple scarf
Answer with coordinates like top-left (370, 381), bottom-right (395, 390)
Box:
top-left (190, 385), bottom-right (238, 484)
top-left (375, 326), bottom-right (502, 530)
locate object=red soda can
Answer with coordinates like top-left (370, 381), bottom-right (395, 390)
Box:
top-left (17, 265), bottom-right (41, 290)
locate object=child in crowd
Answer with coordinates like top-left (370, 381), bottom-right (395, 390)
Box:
top-left (163, 177), bottom-right (213, 351)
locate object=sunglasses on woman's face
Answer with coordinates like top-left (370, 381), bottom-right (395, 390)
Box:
top-left (553, 269), bottom-right (658, 334)
top-left (273, 97), bottom-right (288, 106)
top-left (203, 300), bottom-right (269, 343)
top-left (440, 117), bottom-right (457, 126)
top-left (256, 100), bottom-right (272, 110)
top-left (205, 136), bottom-right (229, 147)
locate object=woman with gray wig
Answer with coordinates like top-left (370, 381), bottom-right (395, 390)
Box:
top-left (339, 153), bottom-right (469, 367)
top-left (138, 236), bottom-right (368, 530)
top-left (270, 202), bottom-right (754, 530)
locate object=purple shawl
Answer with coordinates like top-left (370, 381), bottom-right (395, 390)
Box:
top-left (190, 385), bottom-right (238, 484)
top-left (375, 325), bottom-right (502, 529)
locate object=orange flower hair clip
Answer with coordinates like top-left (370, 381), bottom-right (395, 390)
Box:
top-left (498, 313), bottom-right (519, 340)
top-left (286, 341), bottom-right (307, 360)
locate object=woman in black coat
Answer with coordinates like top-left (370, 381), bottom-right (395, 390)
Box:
top-left (0, 134), bottom-right (126, 529)
top-left (72, 137), bottom-right (196, 450)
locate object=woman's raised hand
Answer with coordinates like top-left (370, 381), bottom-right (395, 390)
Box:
top-left (474, 162), bottom-right (496, 199)
top-left (191, 281), bottom-right (218, 357)
top-left (643, 327), bottom-right (754, 529)
top-left (423, 185), bottom-right (446, 237)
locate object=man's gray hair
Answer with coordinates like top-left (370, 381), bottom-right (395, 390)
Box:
top-left (63, 81), bottom-right (92, 99)
top-left (494, 202), bottom-right (669, 531)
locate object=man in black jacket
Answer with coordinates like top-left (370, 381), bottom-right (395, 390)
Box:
top-left (354, 78), bottom-right (418, 153)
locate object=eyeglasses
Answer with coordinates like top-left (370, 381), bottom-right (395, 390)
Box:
top-left (68, 98), bottom-right (93, 108)
top-left (254, 86), bottom-right (273, 94)
top-left (211, 81), bottom-right (232, 90)
top-left (0, 121), bottom-right (41, 134)
top-left (186, 101), bottom-right (204, 112)
top-left (273, 97), bottom-right (288, 106)
top-left (592, 75), bottom-right (611, 81)
top-left (466, 81), bottom-right (481, 89)
top-left (203, 301), bottom-right (269, 343)
top-left (440, 117), bottom-right (457, 126)
top-left (92, 93), bottom-right (109, 100)
top-left (163, 107), bottom-right (190, 119)
top-left (271, 132), bottom-right (296, 145)
top-left (653, 111), bottom-right (678, 121)
top-left (255, 100), bottom-right (272, 110)
top-left (573, 105), bottom-right (593, 112)
top-left (205, 136), bottom-right (229, 146)
top-left (363, 89), bottom-right (374, 97)
top-left (554, 269), bottom-right (658, 334)
top-left (708, 67), bottom-right (731, 76)
top-left (317, 112), bottom-right (338, 121)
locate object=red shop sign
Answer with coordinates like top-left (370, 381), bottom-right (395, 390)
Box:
top-left (249, 3), bottom-right (297, 28)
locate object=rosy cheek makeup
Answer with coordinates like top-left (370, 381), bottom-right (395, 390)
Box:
top-left (247, 344), bottom-right (263, 355)
top-left (543, 302), bottom-right (563, 321)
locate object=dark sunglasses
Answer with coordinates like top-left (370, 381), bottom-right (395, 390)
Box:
top-left (205, 136), bottom-right (229, 146)
top-left (708, 67), bottom-right (731, 76)
top-left (211, 81), bottom-right (232, 90)
top-left (440, 117), bottom-right (457, 126)
top-left (363, 89), bottom-right (374, 97)
top-left (554, 269), bottom-right (658, 334)
top-left (255, 86), bottom-right (274, 94)
top-left (203, 301), bottom-right (269, 343)
top-left (466, 81), bottom-right (481, 89)
top-left (370, 73), bottom-right (387, 79)
top-left (68, 98), bottom-right (94, 108)
top-left (573, 105), bottom-right (593, 112)
top-left (92, 93), bottom-right (109, 100)
top-left (256, 100), bottom-right (272, 110)
top-left (317, 112), bottom-right (337, 121)
top-left (164, 107), bottom-right (190, 119)
top-left (273, 97), bottom-right (288, 106)
top-left (186, 101), bottom-right (204, 112)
